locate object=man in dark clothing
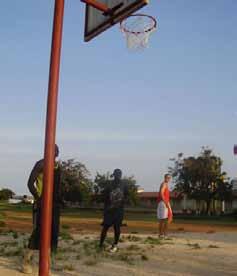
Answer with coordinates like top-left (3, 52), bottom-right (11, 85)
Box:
top-left (22, 145), bottom-right (62, 274)
top-left (99, 169), bottom-right (128, 252)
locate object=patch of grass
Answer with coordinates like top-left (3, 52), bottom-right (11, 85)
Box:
top-left (63, 264), bottom-right (75, 271)
top-left (141, 254), bottom-right (149, 261)
top-left (144, 237), bottom-right (161, 245)
top-left (187, 242), bottom-right (201, 249)
top-left (0, 241), bottom-right (18, 247)
top-left (4, 247), bottom-right (23, 257)
top-left (73, 239), bottom-right (81, 246)
top-left (126, 244), bottom-right (141, 252)
top-left (55, 248), bottom-right (69, 261)
top-left (116, 253), bottom-right (135, 265)
top-left (82, 240), bottom-right (98, 256)
top-left (104, 237), bottom-right (114, 245)
top-left (61, 224), bottom-right (70, 230)
top-left (208, 244), bottom-right (220, 249)
top-left (55, 253), bottom-right (64, 261)
top-left (0, 221), bottom-right (6, 227)
top-left (84, 258), bottom-right (98, 266)
top-left (60, 230), bottom-right (73, 241)
top-left (126, 235), bottom-right (142, 242)
top-left (12, 232), bottom-right (19, 239)
top-left (8, 230), bottom-right (19, 239)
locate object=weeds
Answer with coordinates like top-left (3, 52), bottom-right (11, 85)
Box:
top-left (144, 237), bottom-right (161, 245)
top-left (84, 257), bottom-right (98, 266)
top-left (208, 244), bottom-right (220, 249)
top-left (63, 264), bottom-right (75, 271)
top-left (0, 221), bottom-right (6, 227)
top-left (116, 253), bottom-right (135, 265)
top-left (187, 242), bottom-right (201, 249)
top-left (60, 230), bottom-right (73, 241)
top-left (126, 235), bottom-right (142, 242)
top-left (141, 254), bottom-right (149, 261)
top-left (126, 244), bottom-right (141, 252)
top-left (61, 224), bottom-right (70, 230)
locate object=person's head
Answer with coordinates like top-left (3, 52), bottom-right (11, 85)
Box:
top-left (55, 144), bottom-right (59, 158)
top-left (164, 173), bottom-right (171, 183)
top-left (111, 169), bottom-right (122, 181)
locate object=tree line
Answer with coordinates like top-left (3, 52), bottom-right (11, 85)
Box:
top-left (169, 147), bottom-right (233, 214)
top-left (1, 146), bottom-right (234, 214)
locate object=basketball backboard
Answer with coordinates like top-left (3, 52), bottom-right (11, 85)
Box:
top-left (84, 0), bottom-right (148, 42)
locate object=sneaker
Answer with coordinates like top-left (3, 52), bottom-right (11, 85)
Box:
top-left (109, 245), bottom-right (118, 253)
top-left (159, 234), bottom-right (165, 239)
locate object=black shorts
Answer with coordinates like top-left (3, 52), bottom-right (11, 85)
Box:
top-left (103, 208), bottom-right (124, 228)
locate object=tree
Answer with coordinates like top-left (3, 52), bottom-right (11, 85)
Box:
top-left (169, 147), bottom-right (232, 214)
top-left (60, 159), bottom-right (93, 205)
top-left (93, 172), bottom-right (139, 206)
top-left (0, 188), bottom-right (15, 200)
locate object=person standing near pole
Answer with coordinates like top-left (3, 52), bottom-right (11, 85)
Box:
top-left (157, 174), bottom-right (173, 239)
top-left (99, 169), bottom-right (128, 253)
top-left (22, 144), bottom-right (62, 274)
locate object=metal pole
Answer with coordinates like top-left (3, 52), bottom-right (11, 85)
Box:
top-left (39, 1), bottom-right (64, 275)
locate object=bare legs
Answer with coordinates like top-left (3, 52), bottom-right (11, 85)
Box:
top-left (159, 219), bottom-right (168, 238)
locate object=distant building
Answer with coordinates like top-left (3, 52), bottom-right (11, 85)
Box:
top-left (138, 191), bottom-right (237, 214)
top-left (9, 195), bottom-right (34, 204)
top-left (231, 178), bottom-right (237, 191)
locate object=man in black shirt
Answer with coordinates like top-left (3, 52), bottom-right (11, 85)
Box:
top-left (99, 168), bottom-right (128, 252)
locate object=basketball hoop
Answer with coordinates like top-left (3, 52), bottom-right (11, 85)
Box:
top-left (120, 14), bottom-right (157, 50)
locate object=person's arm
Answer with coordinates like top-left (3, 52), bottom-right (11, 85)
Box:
top-left (27, 160), bottom-right (43, 201)
top-left (55, 164), bottom-right (64, 207)
top-left (103, 184), bottom-right (110, 209)
top-left (124, 184), bottom-right (129, 204)
top-left (167, 202), bottom-right (173, 223)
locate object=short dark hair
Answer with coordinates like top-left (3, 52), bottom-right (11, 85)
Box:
top-left (164, 173), bottom-right (171, 179)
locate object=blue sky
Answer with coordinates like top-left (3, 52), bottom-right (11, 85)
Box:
top-left (0, 0), bottom-right (237, 194)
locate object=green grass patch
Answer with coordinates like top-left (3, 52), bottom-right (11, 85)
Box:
top-left (0, 221), bottom-right (6, 227)
top-left (61, 224), bottom-right (70, 230)
top-left (187, 242), bottom-right (201, 249)
top-left (125, 235), bottom-right (142, 242)
top-left (141, 254), bottom-right (149, 261)
top-left (144, 237), bottom-right (161, 245)
top-left (63, 264), bottom-right (75, 271)
top-left (115, 253), bottom-right (135, 265)
top-left (208, 244), bottom-right (220, 249)
top-left (126, 244), bottom-right (141, 252)
top-left (60, 230), bottom-right (73, 241)
top-left (84, 258), bottom-right (98, 266)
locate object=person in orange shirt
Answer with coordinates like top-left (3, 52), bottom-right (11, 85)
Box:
top-left (157, 174), bottom-right (173, 239)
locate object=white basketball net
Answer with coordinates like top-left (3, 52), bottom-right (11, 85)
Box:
top-left (120, 14), bottom-right (156, 50)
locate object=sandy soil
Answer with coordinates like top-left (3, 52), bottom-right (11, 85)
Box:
top-left (0, 230), bottom-right (237, 276)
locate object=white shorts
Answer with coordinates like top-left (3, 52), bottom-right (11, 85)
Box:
top-left (157, 201), bottom-right (168, 220)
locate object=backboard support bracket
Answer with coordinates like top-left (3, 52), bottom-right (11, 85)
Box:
top-left (81, 0), bottom-right (123, 16)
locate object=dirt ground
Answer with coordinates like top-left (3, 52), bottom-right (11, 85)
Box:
top-left (3, 210), bottom-right (237, 234)
top-left (0, 231), bottom-right (237, 276)
top-left (0, 212), bottom-right (237, 276)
